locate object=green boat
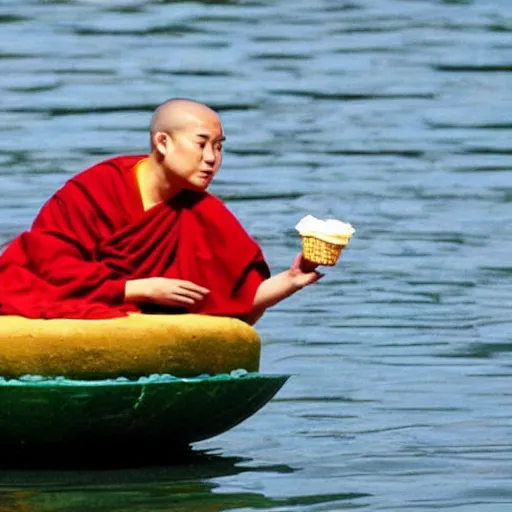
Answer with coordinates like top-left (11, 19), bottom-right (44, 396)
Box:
top-left (0, 372), bottom-right (288, 467)
top-left (0, 314), bottom-right (289, 466)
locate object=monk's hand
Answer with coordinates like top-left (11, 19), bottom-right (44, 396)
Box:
top-left (125, 278), bottom-right (210, 307)
top-left (288, 253), bottom-right (324, 289)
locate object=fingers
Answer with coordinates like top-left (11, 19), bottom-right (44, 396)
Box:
top-left (158, 279), bottom-right (210, 307)
top-left (177, 281), bottom-right (210, 296)
top-left (300, 257), bottom-right (319, 273)
top-left (175, 282), bottom-right (210, 302)
top-left (293, 252), bottom-right (320, 273)
top-left (313, 270), bottom-right (325, 283)
top-left (291, 253), bottom-right (303, 268)
top-left (304, 270), bottom-right (324, 286)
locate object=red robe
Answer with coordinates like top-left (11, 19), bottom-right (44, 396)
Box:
top-left (0, 155), bottom-right (270, 319)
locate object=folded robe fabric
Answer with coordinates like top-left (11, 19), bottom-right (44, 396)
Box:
top-left (0, 155), bottom-right (270, 319)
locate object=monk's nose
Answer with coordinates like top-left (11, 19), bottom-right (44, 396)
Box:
top-left (203, 144), bottom-right (215, 164)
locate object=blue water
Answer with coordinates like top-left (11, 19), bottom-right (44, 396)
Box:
top-left (0, 0), bottom-right (511, 510)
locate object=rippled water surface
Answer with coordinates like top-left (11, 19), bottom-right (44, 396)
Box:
top-left (1, 0), bottom-right (512, 510)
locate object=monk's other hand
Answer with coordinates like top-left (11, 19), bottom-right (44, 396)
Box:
top-left (288, 253), bottom-right (324, 289)
top-left (125, 277), bottom-right (210, 307)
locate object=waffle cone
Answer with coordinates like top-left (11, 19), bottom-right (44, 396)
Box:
top-left (301, 236), bottom-right (345, 266)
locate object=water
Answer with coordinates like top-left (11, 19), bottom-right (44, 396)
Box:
top-left (1, 0), bottom-right (511, 509)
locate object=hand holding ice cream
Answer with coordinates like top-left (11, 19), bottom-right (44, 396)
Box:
top-left (243, 215), bottom-right (354, 324)
top-left (295, 215), bottom-right (355, 266)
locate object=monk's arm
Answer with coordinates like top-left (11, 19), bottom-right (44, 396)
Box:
top-left (124, 277), bottom-right (209, 307)
top-left (242, 254), bottom-right (323, 325)
top-left (253, 270), bottom-right (304, 309)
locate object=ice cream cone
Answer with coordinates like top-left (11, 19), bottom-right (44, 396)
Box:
top-left (295, 215), bottom-right (355, 266)
top-left (301, 236), bottom-right (345, 266)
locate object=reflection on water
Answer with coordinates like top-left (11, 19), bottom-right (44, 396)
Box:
top-left (0, 0), bottom-right (511, 510)
top-left (0, 451), bottom-right (369, 512)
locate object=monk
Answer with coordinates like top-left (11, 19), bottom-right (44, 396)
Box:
top-left (0, 98), bottom-right (322, 323)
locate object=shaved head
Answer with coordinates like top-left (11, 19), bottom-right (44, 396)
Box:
top-left (144, 98), bottom-right (225, 195)
top-left (149, 98), bottom-right (220, 143)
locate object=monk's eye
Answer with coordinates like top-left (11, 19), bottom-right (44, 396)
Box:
top-left (215, 143), bottom-right (223, 151)
top-left (198, 142), bottom-right (206, 149)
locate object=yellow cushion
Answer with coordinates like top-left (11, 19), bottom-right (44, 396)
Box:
top-left (0, 314), bottom-right (260, 379)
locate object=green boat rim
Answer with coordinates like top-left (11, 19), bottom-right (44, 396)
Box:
top-left (0, 370), bottom-right (291, 387)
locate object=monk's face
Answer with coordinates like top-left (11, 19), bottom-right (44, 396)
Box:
top-left (163, 112), bottom-right (224, 192)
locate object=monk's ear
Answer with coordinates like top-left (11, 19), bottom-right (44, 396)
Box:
top-left (153, 131), bottom-right (172, 156)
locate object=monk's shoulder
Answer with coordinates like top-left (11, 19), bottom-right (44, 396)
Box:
top-left (199, 193), bottom-right (237, 217)
top-left (195, 192), bottom-right (248, 229)
top-left (201, 192), bottom-right (228, 209)
top-left (69, 155), bottom-right (145, 188)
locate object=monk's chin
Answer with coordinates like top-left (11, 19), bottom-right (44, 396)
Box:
top-left (186, 180), bottom-right (211, 192)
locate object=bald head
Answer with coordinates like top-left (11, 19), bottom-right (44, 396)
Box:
top-left (144, 98), bottom-right (224, 196)
top-left (149, 98), bottom-right (220, 140)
